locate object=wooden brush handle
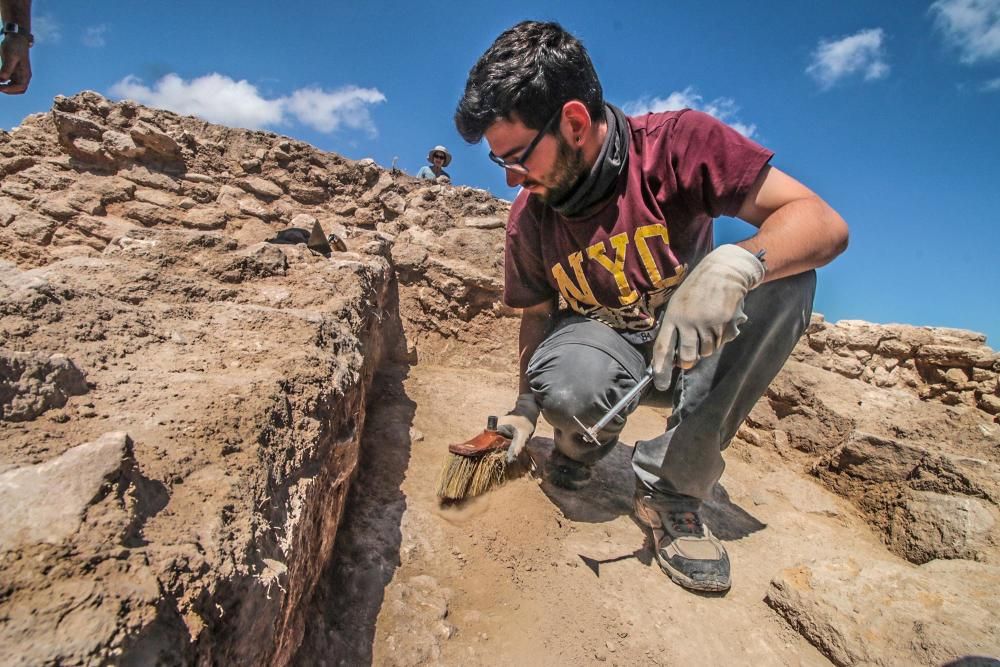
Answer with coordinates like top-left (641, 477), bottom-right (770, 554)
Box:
top-left (448, 429), bottom-right (511, 457)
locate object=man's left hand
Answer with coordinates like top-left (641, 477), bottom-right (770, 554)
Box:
top-left (496, 392), bottom-right (541, 463)
top-left (0, 35), bottom-right (32, 94)
top-left (651, 244), bottom-right (765, 389)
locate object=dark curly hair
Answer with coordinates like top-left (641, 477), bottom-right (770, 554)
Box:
top-left (455, 21), bottom-right (604, 144)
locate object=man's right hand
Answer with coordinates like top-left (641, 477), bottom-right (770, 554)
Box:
top-left (0, 34), bottom-right (32, 94)
top-left (496, 392), bottom-right (540, 463)
top-left (651, 244), bottom-right (765, 390)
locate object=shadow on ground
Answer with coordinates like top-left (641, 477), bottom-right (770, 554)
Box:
top-left (529, 437), bottom-right (636, 523)
top-left (532, 436), bottom-right (766, 543)
top-left (292, 363), bottom-right (415, 666)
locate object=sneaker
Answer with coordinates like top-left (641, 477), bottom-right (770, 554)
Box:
top-left (633, 491), bottom-right (731, 592)
top-left (544, 450), bottom-right (592, 490)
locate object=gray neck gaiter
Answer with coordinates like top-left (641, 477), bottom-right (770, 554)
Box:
top-left (549, 103), bottom-right (630, 218)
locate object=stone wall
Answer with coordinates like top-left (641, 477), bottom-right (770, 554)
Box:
top-left (795, 316), bottom-right (1000, 419)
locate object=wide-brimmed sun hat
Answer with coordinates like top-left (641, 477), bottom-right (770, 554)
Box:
top-left (427, 145), bottom-right (452, 167)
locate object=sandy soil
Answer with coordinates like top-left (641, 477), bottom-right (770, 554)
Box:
top-left (294, 361), bottom-right (915, 666)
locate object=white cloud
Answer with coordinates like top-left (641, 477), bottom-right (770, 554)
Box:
top-left (931, 0), bottom-right (1000, 64)
top-left (621, 87), bottom-right (758, 138)
top-left (806, 28), bottom-right (889, 89)
top-left (31, 15), bottom-right (61, 44)
top-left (82, 25), bottom-right (108, 48)
top-left (110, 74), bottom-right (285, 129)
top-left (108, 73), bottom-right (386, 135)
top-left (285, 86), bottom-right (387, 135)
top-left (982, 76), bottom-right (1000, 90)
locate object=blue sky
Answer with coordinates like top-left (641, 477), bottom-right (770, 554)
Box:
top-left (3, 1), bottom-right (999, 344)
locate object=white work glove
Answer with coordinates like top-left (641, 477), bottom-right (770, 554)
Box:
top-left (652, 244), bottom-right (765, 390)
top-left (496, 392), bottom-right (540, 463)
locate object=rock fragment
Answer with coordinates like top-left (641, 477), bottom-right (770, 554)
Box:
top-left (0, 349), bottom-right (88, 421)
top-left (0, 432), bottom-right (129, 547)
top-left (767, 558), bottom-right (1000, 666)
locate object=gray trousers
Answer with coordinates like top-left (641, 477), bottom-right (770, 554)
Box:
top-left (526, 270), bottom-right (816, 501)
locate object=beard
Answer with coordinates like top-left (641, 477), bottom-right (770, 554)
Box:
top-left (531, 135), bottom-right (588, 206)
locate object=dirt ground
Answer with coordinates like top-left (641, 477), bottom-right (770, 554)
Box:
top-left (294, 360), bottom-right (911, 666)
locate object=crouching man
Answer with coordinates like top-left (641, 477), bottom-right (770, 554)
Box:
top-left (454, 20), bottom-right (848, 592)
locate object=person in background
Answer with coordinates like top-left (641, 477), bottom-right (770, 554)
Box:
top-left (417, 145), bottom-right (452, 182)
top-left (1, 0), bottom-right (32, 94)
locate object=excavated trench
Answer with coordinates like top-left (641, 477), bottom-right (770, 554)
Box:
top-left (288, 333), bottom-right (832, 666)
top-left (286, 259), bottom-right (1000, 666)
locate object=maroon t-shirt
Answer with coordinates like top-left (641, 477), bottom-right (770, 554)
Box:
top-left (504, 109), bottom-right (773, 332)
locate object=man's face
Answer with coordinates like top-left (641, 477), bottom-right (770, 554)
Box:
top-left (484, 116), bottom-right (588, 204)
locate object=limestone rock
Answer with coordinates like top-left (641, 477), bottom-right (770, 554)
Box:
top-left (797, 320), bottom-right (999, 407)
top-left (52, 110), bottom-right (105, 145)
top-left (238, 197), bottom-right (281, 221)
top-left (978, 392), bottom-right (1000, 415)
top-left (81, 174), bottom-right (136, 204)
top-left (0, 432), bottom-right (129, 546)
top-left (134, 188), bottom-right (178, 208)
top-left (69, 137), bottom-right (114, 166)
top-left (0, 199), bottom-right (21, 226)
top-left (183, 172), bottom-right (215, 184)
top-left (919, 344), bottom-right (998, 369)
top-left (288, 183), bottom-right (328, 204)
top-left (1, 180), bottom-right (34, 200)
top-left (210, 242), bottom-right (289, 283)
top-left (376, 575), bottom-right (454, 666)
top-left (464, 216), bottom-right (505, 229)
top-left (122, 202), bottom-right (180, 227)
top-left (182, 207), bottom-right (228, 230)
top-left (0, 155), bottom-right (36, 177)
top-left (766, 558), bottom-right (1000, 666)
top-left (0, 349), bottom-right (88, 421)
top-left (9, 211), bottom-right (57, 245)
top-left (362, 172), bottom-right (394, 203)
top-left (887, 490), bottom-right (998, 563)
top-left (118, 165), bottom-right (181, 192)
top-left (237, 176), bottom-right (284, 200)
top-left (822, 432), bottom-right (926, 482)
top-left (101, 129), bottom-right (142, 159)
top-left (290, 213), bottom-right (317, 229)
top-left (379, 191), bottom-right (406, 219)
top-left (330, 200), bottom-right (358, 217)
top-left (62, 189), bottom-right (106, 215)
top-left (56, 214), bottom-right (132, 249)
top-left (129, 121), bottom-right (182, 160)
top-left (34, 197), bottom-right (78, 221)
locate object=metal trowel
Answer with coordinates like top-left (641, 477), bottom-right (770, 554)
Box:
top-left (573, 366), bottom-right (655, 447)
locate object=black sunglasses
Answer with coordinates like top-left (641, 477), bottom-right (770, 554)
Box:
top-left (488, 106), bottom-right (562, 175)
top-left (432, 153), bottom-right (446, 159)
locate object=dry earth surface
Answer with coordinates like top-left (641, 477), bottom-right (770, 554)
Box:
top-left (1, 92), bottom-right (999, 666)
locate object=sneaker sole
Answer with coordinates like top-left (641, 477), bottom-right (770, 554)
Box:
top-left (634, 498), bottom-right (732, 593)
top-left (545, 463), bottom-right (592, 490)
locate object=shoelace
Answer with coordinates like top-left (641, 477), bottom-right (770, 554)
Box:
top-left (668, 510), bottom-right (703, 535)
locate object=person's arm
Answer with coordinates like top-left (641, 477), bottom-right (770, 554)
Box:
top-left (651, 164), bottom-right (848, 384)
top-left (733, 165), bottom-right (849, 281)
top-left (0, 0), bottom-right (32, 94)
top-left (496, 296), bottom-right (557, 461)
top-left (515, 297), bottom-right (557, 394)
